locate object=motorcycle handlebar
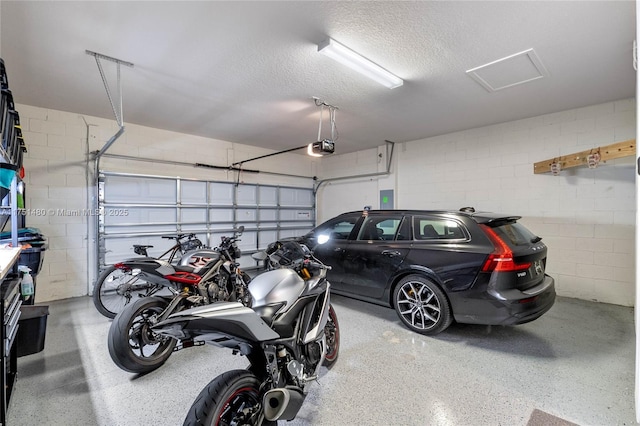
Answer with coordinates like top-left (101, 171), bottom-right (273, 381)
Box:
top-left (304, 259), bottom-right (330, 271)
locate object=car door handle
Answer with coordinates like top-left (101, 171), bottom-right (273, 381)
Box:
top-left (381, 250), bottom-right (401, 257)
top-left (334, 247), bottom-right (344, 252)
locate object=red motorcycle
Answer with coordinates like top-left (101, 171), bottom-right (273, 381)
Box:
top-left (93, 233), bottom-right (214, 318)
top-left (107, 226), bottom-right (251, 374)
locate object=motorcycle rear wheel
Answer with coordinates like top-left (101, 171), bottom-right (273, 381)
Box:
top-left (93, 265), bottom-right (158, 319)
top-left (108, 296), bottom-right (177, 374)
top-left (323, 304), bottom-right (340, 367)
top-left (183, 369), bottom-right (276, 426)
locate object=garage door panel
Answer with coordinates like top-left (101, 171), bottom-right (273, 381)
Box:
top-left (104, 207), bottom-right (177, 226)
top-left (280, 189), bottom-right (313, 207)
top-left (180, 224), bottom-right (207, 233)
top-left (238, 231), bottom-right (257, 252)
top-left (237, 185), bottom-right (257, 205)
top-left (280, 210), bottom-right (313, 221)
top-left (210, 183), bottom-right (234, 205)
top-left (181, 181), bottom-right (207, 204)
top-left (258, 230), bottom-right (278, 249)
top-left (237, 208), bottom-right (257, 222)
top-left (259, 209), bottom-right (277, 221)
top-left (105, 224), bottom-right (178, 236)
top-left (182, 208), bottom-right (207, 223)
top-left (209, 208), bottom-right (234, 222)
top-left (99, 172), bottom-right (314, 271)
top-left (259, 187), bottom-right (278, 206)
top-left (104, 175), bottom-right (176, 203)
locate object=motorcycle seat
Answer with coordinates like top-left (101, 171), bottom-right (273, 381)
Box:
top-left (133, 244), bottom-right (154, 255)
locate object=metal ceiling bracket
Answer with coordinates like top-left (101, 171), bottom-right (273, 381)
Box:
top-left (86, 49), bottom-right (134, 159)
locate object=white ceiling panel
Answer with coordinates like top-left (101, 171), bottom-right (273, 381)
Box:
top-left (0, 1), bottom-right (635, 155)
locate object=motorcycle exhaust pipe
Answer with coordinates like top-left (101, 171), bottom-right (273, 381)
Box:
top-left (263, 387), bottom-right (305, 421)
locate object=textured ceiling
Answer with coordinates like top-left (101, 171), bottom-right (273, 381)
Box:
top-left (0, 1), bottom-right (636, 155)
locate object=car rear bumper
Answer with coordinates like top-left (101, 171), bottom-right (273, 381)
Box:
top-left (450, 274), bottom-right (556, 326)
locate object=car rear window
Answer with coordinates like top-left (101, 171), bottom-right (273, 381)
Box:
top-left (490, 222), bottom-right (539, 248)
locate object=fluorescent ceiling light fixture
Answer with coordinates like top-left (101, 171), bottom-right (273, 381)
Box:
top-left (318, 38), bottom-right (403, 89)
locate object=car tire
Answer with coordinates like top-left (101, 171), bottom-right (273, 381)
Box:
top-left (393, 275), bottom-right (452, 335)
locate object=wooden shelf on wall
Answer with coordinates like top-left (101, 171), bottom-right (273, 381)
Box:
top-left (533, 139), bottom-right (636, 174)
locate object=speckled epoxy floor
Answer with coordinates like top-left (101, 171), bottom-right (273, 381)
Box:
top-left (7, 294), bottom-right (636, 426)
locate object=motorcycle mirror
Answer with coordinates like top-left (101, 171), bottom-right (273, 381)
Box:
top-left (237, 225), bottom-right (245, 233)
top-left (317, 234), bottom-right (330, 245)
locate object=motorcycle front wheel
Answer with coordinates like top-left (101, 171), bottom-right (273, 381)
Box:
top-left (184, 369), bottom-right (276, 426)
top-left (323, 304), bottom-right (340, 368)
top-left (108, 296), bottom-right (177, 374)
top-left (93, 265), bottom-right (158, 319)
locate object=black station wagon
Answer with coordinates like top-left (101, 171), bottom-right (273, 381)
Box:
top-left (301, 208), bottom-right (556, 335)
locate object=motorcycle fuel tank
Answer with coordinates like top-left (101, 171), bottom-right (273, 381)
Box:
top-left (249, 268), bottom-right (306, 311)
top-left (179, 249), bottom-right (219, 267)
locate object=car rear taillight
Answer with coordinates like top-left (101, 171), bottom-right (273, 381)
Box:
top-left (480, 224), bottom-right (532, 273)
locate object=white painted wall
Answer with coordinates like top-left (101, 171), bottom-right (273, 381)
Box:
top-left (16, 97), bottom-right (636, 307)
top-left (17, 103), bottom-right (317, 303)
top-left (319, 98), bottom-right (636, 307)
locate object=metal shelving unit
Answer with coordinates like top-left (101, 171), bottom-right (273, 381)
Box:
top-left (0, 58), bottom-right (26, 426)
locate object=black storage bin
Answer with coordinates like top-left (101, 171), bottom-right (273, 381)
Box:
top-left (16, 305), bottom-right (49, 357)
top-left (19, 245), bottom-right (46, 276)
top-left (0, 228), bottom-right (48, 276)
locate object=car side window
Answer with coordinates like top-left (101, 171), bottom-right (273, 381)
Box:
top-left (315, 216), bottom-right (359, 240)
top-left (414, 217), bottom-right (467, 241)
top-left (357, 216), bottom-right (403, 241)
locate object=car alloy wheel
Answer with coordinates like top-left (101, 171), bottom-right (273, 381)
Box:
top-left (393, 275), bottom-right (452, 335)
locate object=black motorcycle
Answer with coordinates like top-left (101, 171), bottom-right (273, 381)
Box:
top-left (107, 226), bottom-right (251, 374)
top-left (152, 240), bottom-right (340, 425)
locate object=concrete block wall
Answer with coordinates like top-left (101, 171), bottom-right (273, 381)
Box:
top-left (318, 98), bottom-right (636, 306)
top-left (17, 104), bottom-right (317, 303)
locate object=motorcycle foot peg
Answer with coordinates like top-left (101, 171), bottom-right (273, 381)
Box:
top-left (263, 387), bottom-right (305, 421)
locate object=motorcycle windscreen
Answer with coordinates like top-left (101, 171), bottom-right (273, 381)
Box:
top-left (153, 302), bottom-right (279, 343)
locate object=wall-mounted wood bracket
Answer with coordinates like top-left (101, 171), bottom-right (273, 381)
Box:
top-left (533, 139), bottom-right (636, 174)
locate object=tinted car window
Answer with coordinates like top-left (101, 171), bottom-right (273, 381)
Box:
top-left (357, 216), bottom-right (403, 241)
top-left (314, 216), bottom-right (359, 240)
top-left (491, 222), bottom-right (538, 248)
top-left (414, 217), bottom-right (467, 240)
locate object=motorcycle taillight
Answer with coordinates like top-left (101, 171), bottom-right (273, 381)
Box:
top-left (113, 263), bottom-right (131, 272)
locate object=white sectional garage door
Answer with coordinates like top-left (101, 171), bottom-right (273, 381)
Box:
top-left (98, 171), bottom-right (315, 269)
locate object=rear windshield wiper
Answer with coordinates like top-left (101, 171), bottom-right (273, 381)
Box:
top-left (531, 236), bottom-right (542, 243)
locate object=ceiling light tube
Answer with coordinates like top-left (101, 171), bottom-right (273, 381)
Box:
top-left (318, 38), bottom-right (403, 89)
top-left (307, 144), bottom-right (324, 157)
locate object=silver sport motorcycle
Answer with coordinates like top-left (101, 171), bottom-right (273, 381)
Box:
top-left (152, 240), bottom-right (340, 425)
